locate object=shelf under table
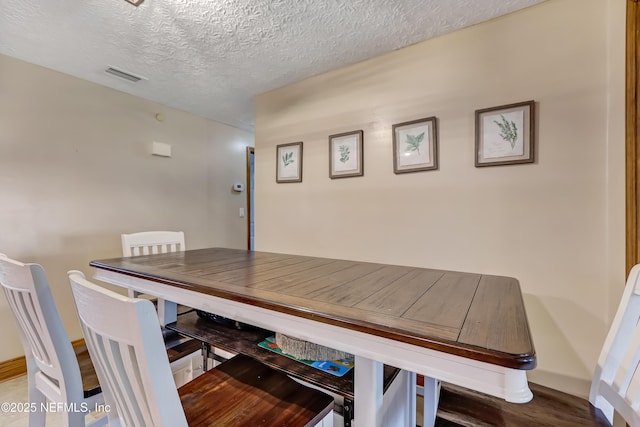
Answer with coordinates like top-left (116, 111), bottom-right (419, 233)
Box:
top-left (166, 310), bottom-right (400, 401)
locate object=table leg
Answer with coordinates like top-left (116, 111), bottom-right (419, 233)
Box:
top-left (379, 369), bottom-right (417, 426)
top-left (505, 369), bottom-right (533, 403)
top-left (423, 376), bottom-right (441, 427)
top-left (157, 298), bottom-right (177, 326)
top-left (355, 355), bottom-right (383, 427)
top-left (407, 371), bottom-right (417, 427)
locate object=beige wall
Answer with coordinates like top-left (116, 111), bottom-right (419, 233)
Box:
top-left (255, 0), bottom-right (625, 396)
top-left (0, 54), bottom-right (253, 361)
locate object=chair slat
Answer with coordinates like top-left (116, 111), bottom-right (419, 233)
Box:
top-left (15, 290), bottom-right (50, 366)
top-left (88, 332), bottom-right (124, 424)
top-left (91, 330), bottom-right (133, 427)
top-left (106, 336), bottom-right (142, 426)
top-left (5, 290), bottom-right (40, 362)
top-left (23, 293), bottom-right (50, 363)
top-left (121, 340), bottom-right (155, 427)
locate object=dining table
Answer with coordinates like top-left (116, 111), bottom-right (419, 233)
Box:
top-left (90, 247), bottom-right (536, 427)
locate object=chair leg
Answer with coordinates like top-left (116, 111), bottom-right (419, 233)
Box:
top-left (85, 394), bottom-right (109, 427)
top-left (64, 410), bottom-right (86, 427)
top-left (63, 402), bottom-right (110, 427)
top-left (86, 413), bottom-right (109, 427)
top-left (316, 409), bottom-right (334, 426)
top-left (27, 386), bottom-right (46, 427)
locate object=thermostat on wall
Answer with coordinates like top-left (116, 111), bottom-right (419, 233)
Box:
top-left (233, 183), bottom-right (244, 192)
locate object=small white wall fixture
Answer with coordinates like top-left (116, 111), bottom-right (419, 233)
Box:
top-left (152, 141), bottom-right (172, 157)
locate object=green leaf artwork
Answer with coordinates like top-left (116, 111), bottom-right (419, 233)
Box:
top-left (493, 115), bottom-right (518, 149)
top-left (404, 132), bottom-right (425, 155)
top-left (338, 145), bottom-right (350, 163)
top-left (282, 151), bottom-right (294, 167)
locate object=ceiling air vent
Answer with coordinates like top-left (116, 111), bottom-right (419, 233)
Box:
top-left (105, 67), bottom-right (146, 83)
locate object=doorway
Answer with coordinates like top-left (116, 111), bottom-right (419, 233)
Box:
top-left (246, 147), bottom-right (255, 251)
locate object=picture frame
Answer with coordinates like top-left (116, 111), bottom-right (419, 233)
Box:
top-left (392, 116), bottom-right (438, 174)
top-left (276, 141), bottom-right (303, 183)
top-left (475, 100), bottom-right (535, 167)
top-left (329, 130), bottom-right (364, 179)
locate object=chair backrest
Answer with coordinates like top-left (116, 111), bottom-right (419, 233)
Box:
top-left (590, 264), bottom-right (640, 426)
top-left (0, 254), bottom-right (83, 402)
top-left (121, 231), bottom-right (185, 257)
top-left (68, 270), bottom-right (188, 426)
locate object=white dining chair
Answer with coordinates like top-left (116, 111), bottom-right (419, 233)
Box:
top-left (0, 254), bottom-right (106, 427)
top-left (68, 270), bottom-right (334, 426)
top-left (121, 230), bottom-right (188, 324)
top-left (121, 230), bottom-right (185, 300)
top-left (121, 231), bottom-right (206, 386)
top-left (436, 264), bottom-right (640, 426)
top-left (121, 231), bottom-right (185, 258)
top-left (589, 263), bottom-right (640, 426)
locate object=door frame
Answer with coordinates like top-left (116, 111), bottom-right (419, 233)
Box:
top-left (246, 146), bottom-right (255, 250)
top-left (627, 0), bottom-right (639, 275)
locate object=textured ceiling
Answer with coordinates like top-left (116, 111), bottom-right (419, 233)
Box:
top-left (0, 0), bottom-right (545, 131)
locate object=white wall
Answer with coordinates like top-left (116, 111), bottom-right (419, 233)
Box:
top-left (255, 0), bottom-right (625, 396)
top-left (0, 54), bottom-right (253, 361)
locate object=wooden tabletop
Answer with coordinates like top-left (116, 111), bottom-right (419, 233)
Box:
top-left (90, 247), bottom-right (536, 370)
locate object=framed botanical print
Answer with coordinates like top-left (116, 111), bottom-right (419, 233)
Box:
top-left (392, 116), bottom-right (438, 173)
top-left (276, 141), bottom-right (303, 183)
top-left (329, 130), bottom-right (364, 179)
top-left (475, 100), bottom-right (535, 167)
